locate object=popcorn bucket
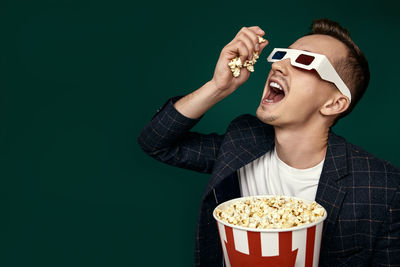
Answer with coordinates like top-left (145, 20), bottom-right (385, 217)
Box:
top-left (213, 196), bottom-right (327, 267)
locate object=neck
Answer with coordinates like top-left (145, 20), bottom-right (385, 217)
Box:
top-left (273, 124), bottom-right (329, 169)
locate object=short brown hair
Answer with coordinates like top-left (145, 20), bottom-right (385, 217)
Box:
top-left (306, 18), bottom-right (370, 126)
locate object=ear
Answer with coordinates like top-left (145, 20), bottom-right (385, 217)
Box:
top-left (320, 95), bottom-right (350, 116)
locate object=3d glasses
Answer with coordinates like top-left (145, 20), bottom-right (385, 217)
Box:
top-left (267, 48), bottom-right (352, 102)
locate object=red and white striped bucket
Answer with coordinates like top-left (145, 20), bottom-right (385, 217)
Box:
top-left (213, 196), bottom-right (327, 267)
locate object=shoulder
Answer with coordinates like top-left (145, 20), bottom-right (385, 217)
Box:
top-left (332, 131), bottom-right (400, 194)
top-left (330, 132), bottom-right (400, 227)
top-left (347, 140), bottom-right (400, 175)
top-left (330, 130), bottom-right (400, 173)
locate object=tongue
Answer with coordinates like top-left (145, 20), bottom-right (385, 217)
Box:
top-left (273, 92), bottom-right (285, 102)
top-left (266, 90), bottom-right (285, 103)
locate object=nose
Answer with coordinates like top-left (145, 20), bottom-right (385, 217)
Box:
top-left (271, 58), bottom-right (290, 75)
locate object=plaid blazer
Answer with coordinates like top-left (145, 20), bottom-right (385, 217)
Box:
top-left (138, 96), bottom-right (400, 267)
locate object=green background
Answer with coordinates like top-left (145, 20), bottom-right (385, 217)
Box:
top-left (1, 0), bottom-right (399, 266)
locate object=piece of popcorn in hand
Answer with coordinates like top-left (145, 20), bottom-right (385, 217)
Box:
top-left (243, 51), bottom-right (260, 72)
top-left (258, 36), bottom-right (266, 43)
top-left (233, 68), bottom-right (241, 77)
top-left (246, 64), bottom-right (254, 72)
top-left (228, 57), bottom-right (243, 77)
top-left (228, 57), bottom-right (242, 69)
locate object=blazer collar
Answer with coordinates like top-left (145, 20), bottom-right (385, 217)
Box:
top-left (315, 130), bottom-right (349, 238)
top-left (320, 130), bottom-right (349, 181)
top-left (204, 121), bottom-right (274, 198)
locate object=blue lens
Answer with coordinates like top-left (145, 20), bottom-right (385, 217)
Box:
top-left (272, 51), bottom-right (286, 60)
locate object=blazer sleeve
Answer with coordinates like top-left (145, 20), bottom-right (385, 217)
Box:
top-left (137, 96), bottom-right (224, 174)
top-left (370, 163), bottom-right (400, 266)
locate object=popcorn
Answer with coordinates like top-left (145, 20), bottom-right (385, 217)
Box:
top-left (258, 35), bottom-right (266, 44)
top-left (215, 196), bottom-right (326, 229)
top-left (228, 35), bottom-right (266, 77)
top-left (228, 57), bottom-right (242, 78)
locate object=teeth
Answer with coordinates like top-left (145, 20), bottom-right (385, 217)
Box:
top-left (265, 99), bottom-right (273, 103)
top-left (269, 81), bottom-right (283, 91)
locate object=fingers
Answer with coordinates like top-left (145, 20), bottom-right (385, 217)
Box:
top-left (235, 29), bottom-right (256, 60)
top-left (248, 26), bottom-right (265, 36)
top-left (235, 42), bottom-right (250, 66)
top-left (244, 26), bottom-right (266, 52)
top-left (234, 26), bottom-right (268, 59)
top-left (248, 26), bottom-right (269, 55)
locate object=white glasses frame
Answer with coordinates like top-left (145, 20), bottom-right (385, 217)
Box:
top-left (267, 48), bottom-right (352, 102)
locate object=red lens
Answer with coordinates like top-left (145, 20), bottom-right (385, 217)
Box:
top-left (295, 54), bottom-right (315, 65)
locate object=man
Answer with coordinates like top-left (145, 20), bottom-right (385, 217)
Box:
top-left (138, 19), bottom-right (400, 266)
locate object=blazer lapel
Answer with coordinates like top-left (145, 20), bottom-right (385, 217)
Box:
top-left (206, 140), bottom-right (275, 203)
top-left (204, 120), bottom-right (275, 199)
top-left (315, 130), bottom-right (349, 238)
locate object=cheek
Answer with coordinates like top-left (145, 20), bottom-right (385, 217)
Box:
top-left (291, 69), bottom-right (320, 93)
top-left (290, 79), bottom-right (320, 100)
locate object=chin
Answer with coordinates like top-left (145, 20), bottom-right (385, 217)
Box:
top-left (256, 106), bottom-right (279, 125)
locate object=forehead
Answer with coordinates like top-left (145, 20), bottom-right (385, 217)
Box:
top-left (289, 34), bottom-right (348, 63)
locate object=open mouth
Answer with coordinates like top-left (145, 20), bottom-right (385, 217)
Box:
top-left (263, 81), bottom-right (286, 104)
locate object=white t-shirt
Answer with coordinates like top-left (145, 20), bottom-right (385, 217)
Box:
top-left (237, 146), bottom-right (325, 201)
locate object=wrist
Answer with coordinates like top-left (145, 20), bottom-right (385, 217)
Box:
top-left (207, 79), bottom-right (232, 102)
top-left (173, 80), bottom-right (225, 119)
top-left (204, 80), bottom-right (225, 101)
